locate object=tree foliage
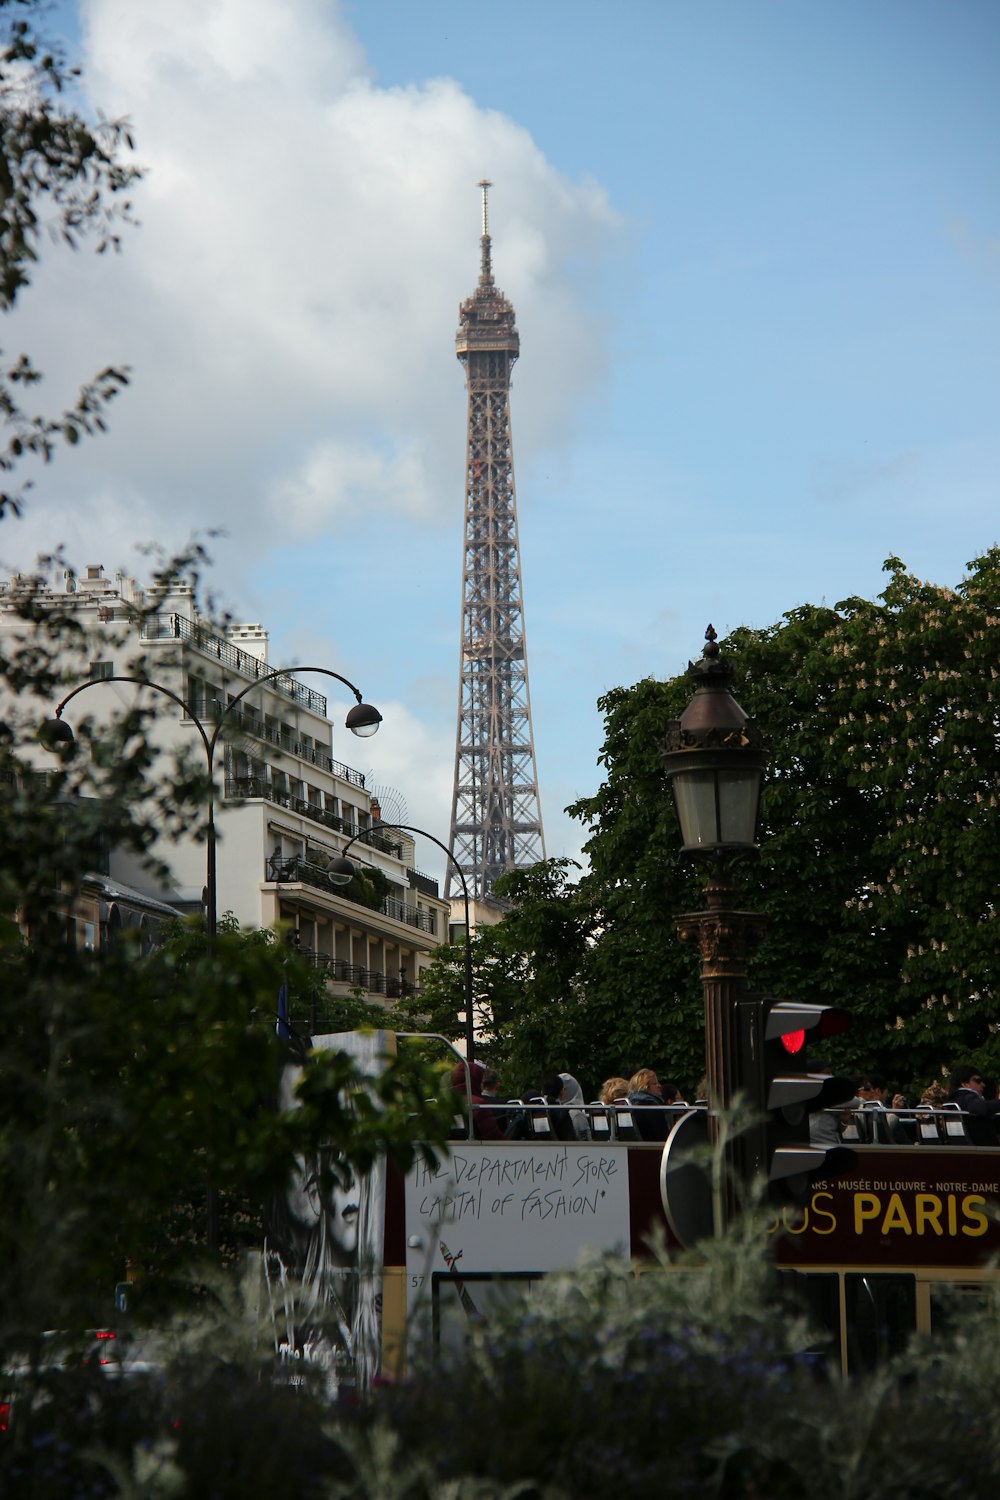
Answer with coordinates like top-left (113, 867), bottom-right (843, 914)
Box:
top-left (0, 0), bottom-right (141, 517)
top-left (429, 552), bottom-right (1000, 1099)
top-left (0, 555), bottom-right (454, 1346)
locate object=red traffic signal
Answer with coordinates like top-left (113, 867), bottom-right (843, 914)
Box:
top-left (764, 1000), bottom-right (851, 1048)
top-left (760, 995), bottom-right (855, 1203)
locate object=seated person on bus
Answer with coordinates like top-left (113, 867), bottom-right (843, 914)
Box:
top-left (808, 1061), bottom-right (860, 1148)
top-left (627, 1069), bottom-right (671, 1142)
top-left (600, 1076), bottom-right (630, 1106)
top-left (480, 1068), bottom-right (518, 1134)
top-left (450, 1060), bottom-right (506, 1141)
top-left (856, 1073), bottom-right (910, 1143)
top-left (559, 1072), bottom-right (592, 1140)
top-left (540, 1073), bottom-right (578, 1142)
top-left (948, 1065), bottom-right (1000, 1146)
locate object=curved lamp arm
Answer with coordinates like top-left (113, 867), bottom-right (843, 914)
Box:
top-left (328, 822), bottom-right (475, 1061)
top-left (215, 665), bottom-right (381, 747)
top-left (41, 675), bottom-right (212, 759)
top-left (41, 666), bottom-right (381, 758)
top-left (330, 822), bottom-right (464, 898)
top-left (39, 665), bottom-right (381, 953)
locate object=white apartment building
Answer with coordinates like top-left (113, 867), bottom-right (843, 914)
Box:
top-left (0, 564), bottom-right (449, 1002)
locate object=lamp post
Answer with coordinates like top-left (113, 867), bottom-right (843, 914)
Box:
top-left (41, 667), bottom-right (382, 945)
top-left (328, 823), bottom-right (476, 1062)
top-left (660, 625), bottom-right (769, 1207)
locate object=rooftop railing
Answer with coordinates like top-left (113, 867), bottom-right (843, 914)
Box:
top-left (142, 613), bottom-right (327, 715)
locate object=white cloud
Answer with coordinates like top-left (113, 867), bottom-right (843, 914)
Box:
top-left (334, 695), bottom-right (455, 885)
top-left (272, 434), bottom-right (436, 535)
top-left (1, 0), bottom-right (618, 578)
top-left (0, 0), bottom-right (621, 884)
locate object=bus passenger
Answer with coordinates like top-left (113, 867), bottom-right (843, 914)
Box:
top-left (948, 1065), bottom-right (1000, 1145)
top-left (627, 1069), bottom-right (671, 1141)
top-left (599, 1077), bottom-right (630, 1106)
top-left (540, 1073), bottom-right (578, 1142)
top-left (450, 1060), bottom-right (505, 1142)
top-left (558, 1072), bottom-right (592, 1140)
top-left (856, 1073), bottom-right (910, 1143)
top-left (658, 1079), bottom-right (687, 1109)
top-left (808, 1061), bottom-right (860, 1149)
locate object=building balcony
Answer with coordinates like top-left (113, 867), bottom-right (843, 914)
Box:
top-left (293, 950), bottom-right (421, 1000)
top-left (226, 777), bottom-right (399, 852)
top-left (265, 854), bottom-right (437, 935)
top-left (221, 706), bottom-right (366, 787)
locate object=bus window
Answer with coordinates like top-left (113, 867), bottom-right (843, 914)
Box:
top-left (844, 1273), bottom-right (915, 1374)
top-left (775, 1270), bottom-right (840, 1368)
top-left (928, 1280), bottom-right (990, 1342)
top-left (430, 1272), bottom-right (542, 1353)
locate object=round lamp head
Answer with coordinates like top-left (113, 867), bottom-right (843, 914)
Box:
top-left (327, 854), bottom-right (356, 887)
top-left (661, 625), bottom-right (768, 857)
top-left (39, 716), bottom-right (76, 754)
top-left (345, 702), bottom-right (382, 738)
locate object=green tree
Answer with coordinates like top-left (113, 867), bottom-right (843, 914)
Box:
top-left (431, 552), bottom-right (1000, 1099)
top-left (402, 860), bottom-right (594, 1094)
top-left (1, 0), bottom-right (141, 517)
top-left (0, 557), bottom-right (454, 1346)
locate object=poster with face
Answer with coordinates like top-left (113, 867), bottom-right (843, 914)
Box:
top-left (263, 1030), bottom-right (390, 1395)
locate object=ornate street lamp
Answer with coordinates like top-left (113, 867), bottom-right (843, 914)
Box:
top-left (661, 625), bottom-right (767, 856)
top-left (661, 625), bottom-right (769, 1212)
top-left (41, 667), bottom-right (381, 945)
top-left (329, 823), bottom-right (476, 1062)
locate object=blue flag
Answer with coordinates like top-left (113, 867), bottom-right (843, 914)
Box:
top-left (276, 982), bottom-right (290, 1040)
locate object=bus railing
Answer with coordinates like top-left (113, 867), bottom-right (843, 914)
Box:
top-left (445, 1099), bottom-right (999, 1146)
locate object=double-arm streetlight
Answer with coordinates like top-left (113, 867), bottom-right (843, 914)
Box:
top-left (41, 667), bottom-right (382, 944)
top-left (327, 823), bottom-right (476, 1061)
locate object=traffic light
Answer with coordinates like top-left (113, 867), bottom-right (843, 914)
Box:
top-left (751, 995), bottom-right (857, 1203)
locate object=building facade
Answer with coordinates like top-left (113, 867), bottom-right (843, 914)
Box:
top-left (0, 564), bottom-right (448, 1002)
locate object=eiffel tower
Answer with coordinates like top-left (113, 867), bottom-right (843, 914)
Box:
top-left (446, 181), bottom-right (545, 904)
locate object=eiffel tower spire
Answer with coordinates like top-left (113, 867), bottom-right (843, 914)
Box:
top-left (446, 182), bottom-right (545, 904)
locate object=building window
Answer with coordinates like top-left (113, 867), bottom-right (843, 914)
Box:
top-left (89, 660), bottom-right (114, 680)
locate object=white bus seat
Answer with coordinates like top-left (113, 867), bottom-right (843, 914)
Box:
top-left (939, 1103), bottom-right (969, 1142)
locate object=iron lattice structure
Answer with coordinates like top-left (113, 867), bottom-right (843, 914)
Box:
top-left (447, 182), bottom-right (545, 903)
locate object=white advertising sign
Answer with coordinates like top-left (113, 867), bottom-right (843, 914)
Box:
top-left (405, 1143), bottom-right (631, 1282)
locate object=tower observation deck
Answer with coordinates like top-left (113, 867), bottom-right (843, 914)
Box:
top-left (446, 182), bottom-right (545, 904)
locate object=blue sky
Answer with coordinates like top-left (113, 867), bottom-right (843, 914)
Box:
top-left (4, 0), bottom-right (998, 886)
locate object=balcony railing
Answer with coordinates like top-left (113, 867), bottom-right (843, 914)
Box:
top-left (265, 854), bottom-right (436, 934)
top-left (226, 778), bottom-right (395, 847)
top-left (221, 713), bottom-right (366, 788)
top-left (141, 612), bottom-right (327, 715)
top-left (292, 949), bottom-right (421, 999)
